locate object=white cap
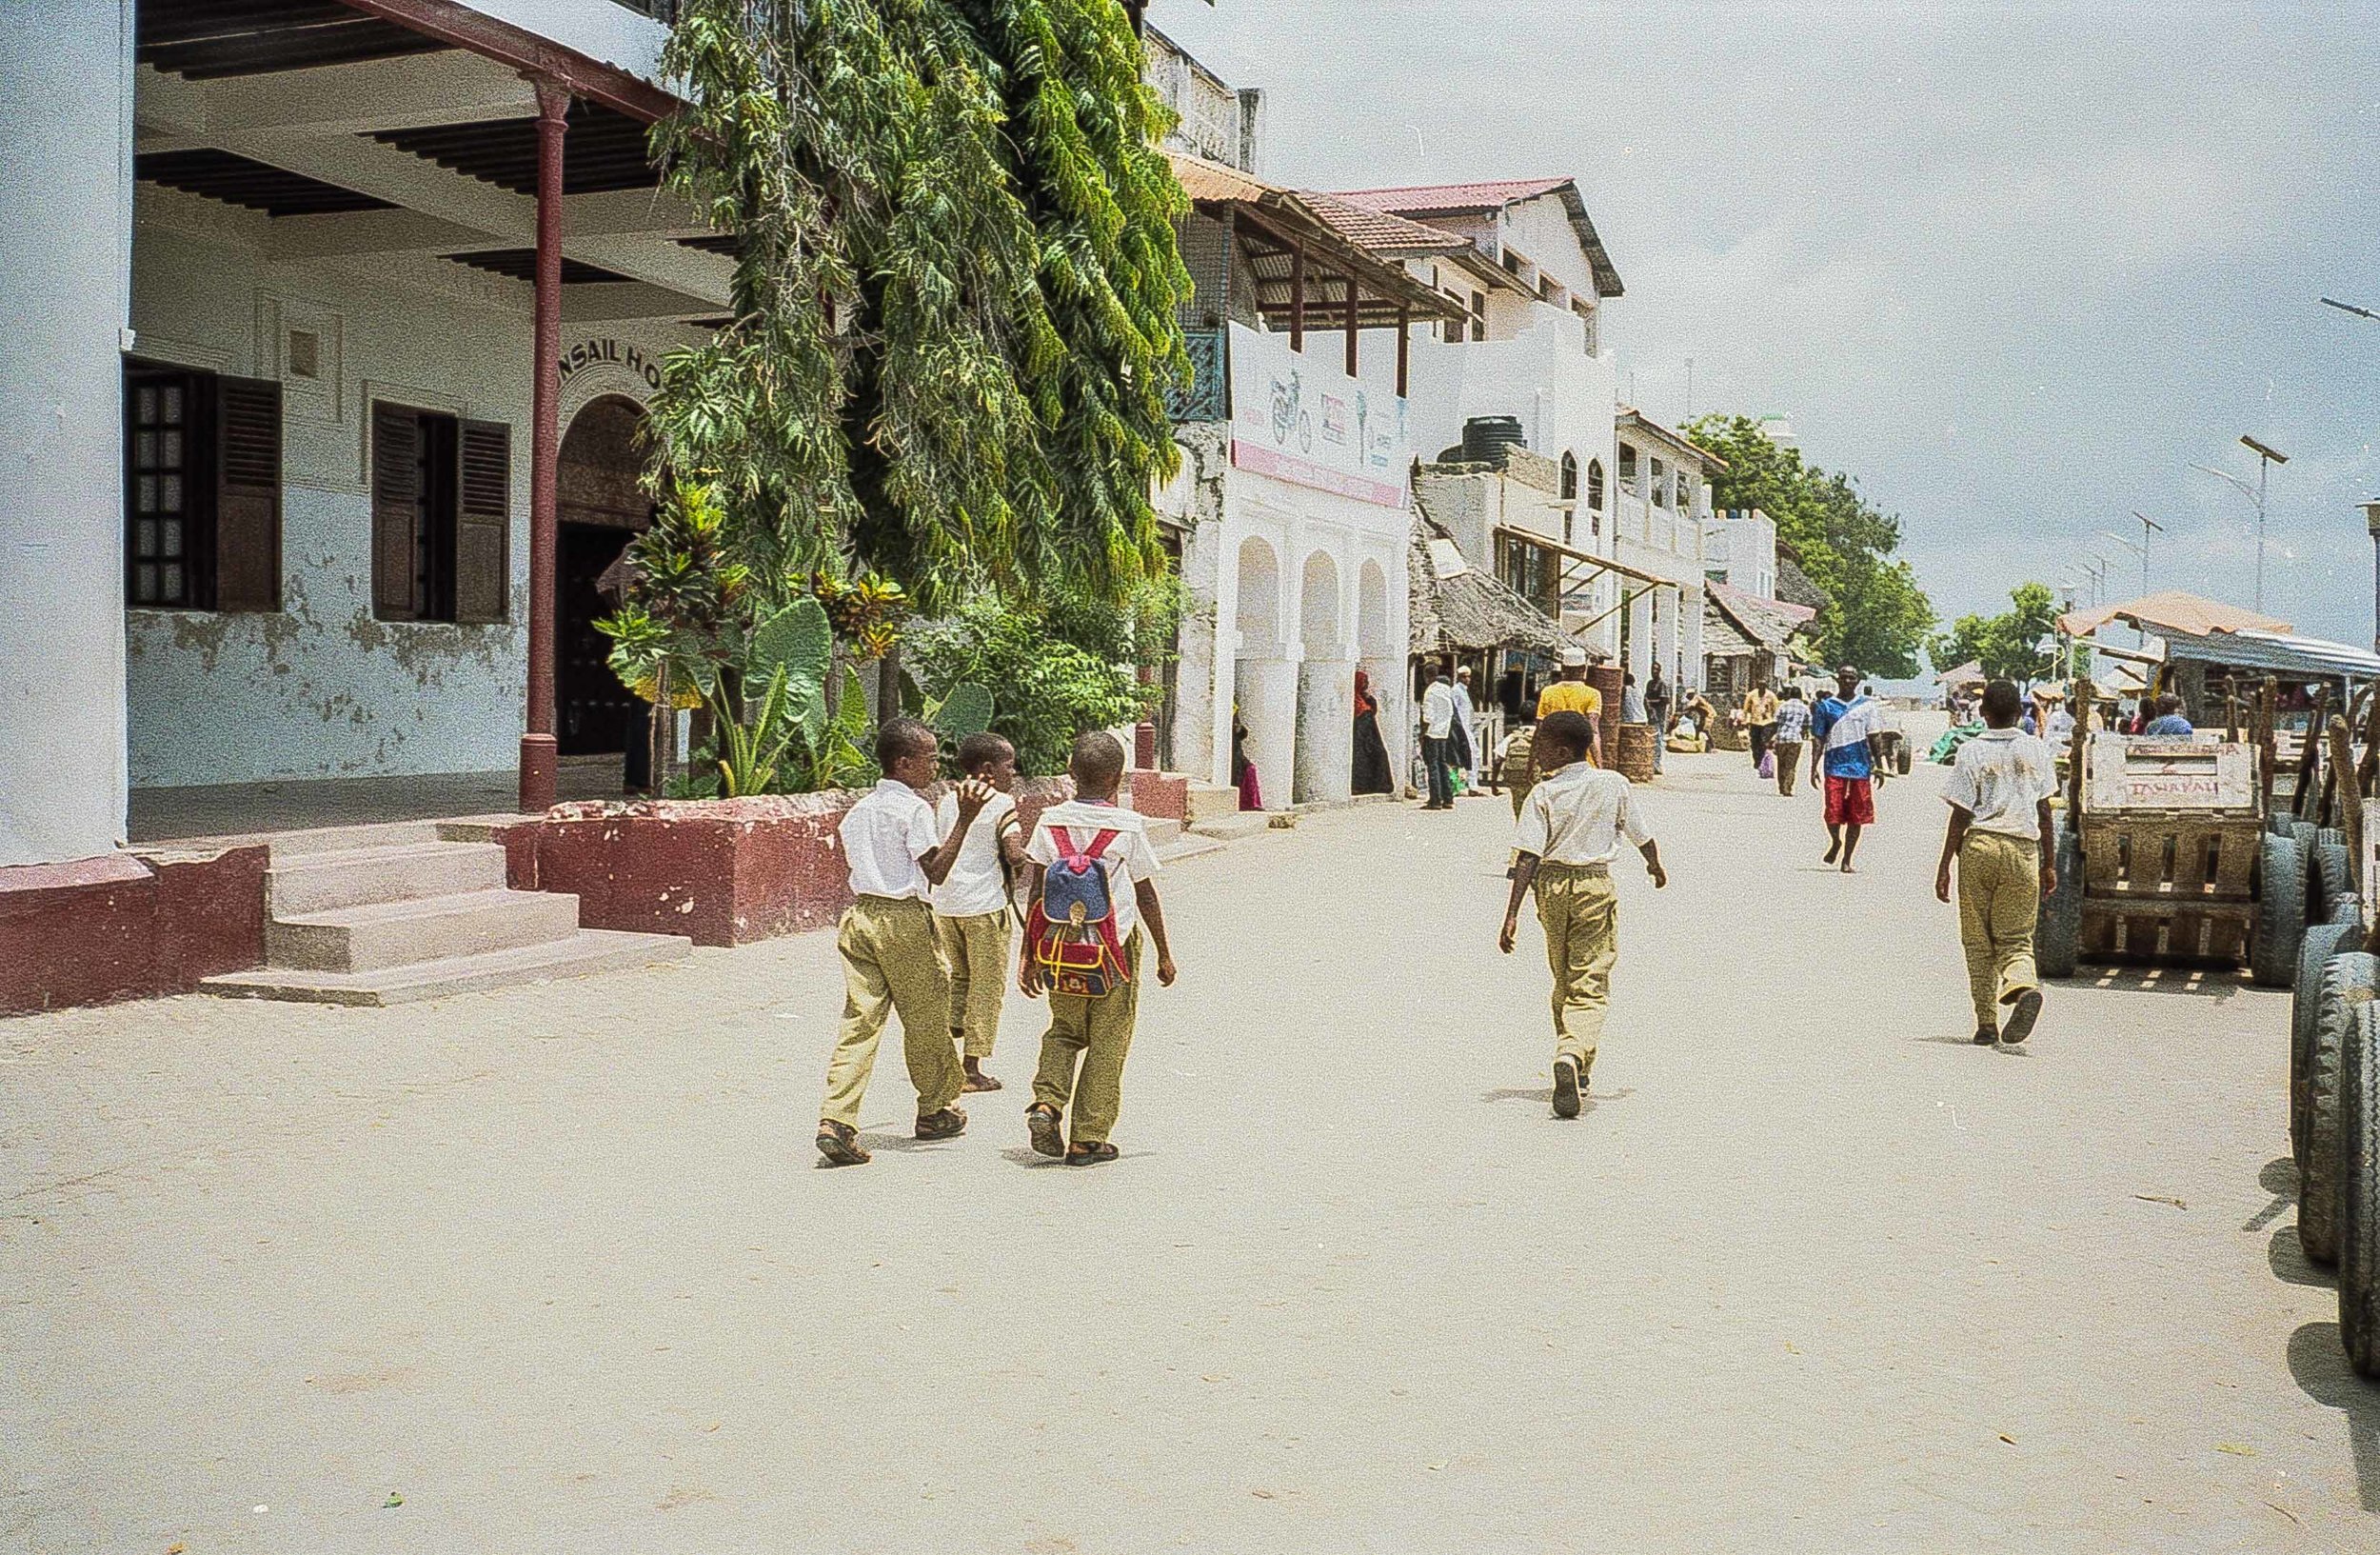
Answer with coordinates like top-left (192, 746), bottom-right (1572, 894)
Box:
top-left (1559, 646), bottom-right (1589, 668)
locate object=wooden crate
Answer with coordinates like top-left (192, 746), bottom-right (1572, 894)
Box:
top-left (2078, 809), bottom-right (2259, 965)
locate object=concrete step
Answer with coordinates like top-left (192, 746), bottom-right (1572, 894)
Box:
top-left (201, 928), bottom-right (692, 1007)
top-left (1183, 782), bottom-right (1244, 825)
top-left (259, 820), bottom-right (450, 857)
top-left (1140, 817), bottom-right (1183, 850)
top-left (267, 840), bottom-right (509, 914)
top-left (1186, 811), bottom-right (1271, 842)
top-left (1156, 833), bottom-right (1225, 866)
top-left (266, 887), bottom-right (583, 973)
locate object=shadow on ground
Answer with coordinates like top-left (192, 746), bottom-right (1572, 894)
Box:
top-left (2288, 1322), bottom-right (2380, 1512)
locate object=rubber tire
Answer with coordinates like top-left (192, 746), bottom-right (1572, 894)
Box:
top-left (2294, 920), bottom-right (2360, 1174)
top-left (2037, 824), bottom-right (2084, 980)
top-left (2342, 999), bottom-right (2380, 1376)
top-left (2291, 819), bottom-right (2317, 857)
top-left (2317, 841), bottom-right (2353, 905)
top-left (2332, 893), bottom-right (2365, 930)
top-left (2320, 826), bottom-right (2346, 850)
top-left (2270, 813), bottom-right (2297, 839)
top-left (2303, 952), bottom-right (2379, 1266)
top-left (2252, 832), bottom-right (2309, 990)
top-left (1896, 743), bottom-right (1913, 776)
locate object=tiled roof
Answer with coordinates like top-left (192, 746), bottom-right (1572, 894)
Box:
top-left (1300, 189), bottom-right (1469, 254)
top-left (1708, 578), bottom-right (1818, 654)
top-left (1339, 177), bottom-right (1574, 213)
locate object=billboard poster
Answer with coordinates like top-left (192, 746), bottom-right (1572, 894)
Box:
top-left (1227, 323), bottom-right (1410, 508)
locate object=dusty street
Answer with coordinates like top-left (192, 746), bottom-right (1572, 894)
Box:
top-left (4, 747), bottom-right (2371, 1552)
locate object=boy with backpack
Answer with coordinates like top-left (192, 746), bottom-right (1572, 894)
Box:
top-left (814, 718), bottom-right (988, 1167)
top-left (1498, 710), bottom-right (1667, 1120)
top-left (933, 731), bottom-right (1029, 1093)
top-left (1018, 732), bottom-right (1179, 1164)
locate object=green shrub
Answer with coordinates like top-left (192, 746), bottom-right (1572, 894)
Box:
top-left (907, 598), bottom-right (1157, 777)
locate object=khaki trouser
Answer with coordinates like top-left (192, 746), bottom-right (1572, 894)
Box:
top-left (1774, 739), bottom-right (1803, 795)
top-left (935, 908), bottom-right (1013, 1059)
top-left (1533, 864), bottom-right (1619, 1072)
top-left (1957, 830), bottom-right (2041, 1030)
top-left (820, 895), bottom-right (963, 1128)
top-left (1031, 932), bottom-right (1142, 1146)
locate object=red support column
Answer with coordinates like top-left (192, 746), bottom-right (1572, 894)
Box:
top-left (519, 76), bottom-right (568, 814)
top-left (1289, 245), bottom-right (1305, 352)
top-left (1396, 304), bottom-right (1411, 397)
top-left (1343, 274), bottom-right (1359, 377)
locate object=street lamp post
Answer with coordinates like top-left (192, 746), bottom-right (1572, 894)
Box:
top-left (2191, 435), bottom-right (2290, 612)
top-left (2364, 498), bottom-right (2380, 655)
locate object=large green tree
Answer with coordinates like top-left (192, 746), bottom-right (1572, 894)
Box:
top-left (1683, 415), bottom-right (1938, 677)
top-left (644, 0), bottom-right (1189, 614)
top-left (1929, 581), bottom-right (2060, 683)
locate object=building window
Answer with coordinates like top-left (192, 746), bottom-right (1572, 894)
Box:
top-left (371, 401), bottom-right (512, 624)
top-left (1651, 456), bottom-right (1669, 508)
top-left (1440, 288), bottom-right (1466, 344)
top-left (1678, 475), bottom-right (1697, 515)
top-left (124, 363), bottom-right (282, 611)
top-left (1617, 443), bottom-right (1638, 493)
top-left (1469, 289), bottom-right (1486, 342)
top-left (1586, 457), bottom-right (1605, 511)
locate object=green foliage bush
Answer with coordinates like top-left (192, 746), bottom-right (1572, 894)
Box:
top-left (907, 598), bottom-right (1157, 777)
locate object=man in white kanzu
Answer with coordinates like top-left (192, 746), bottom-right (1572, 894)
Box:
top-left (1419, 666), bottom-right (1458, 811)
top-left (1934, 678), bottom-right (2057, 1047)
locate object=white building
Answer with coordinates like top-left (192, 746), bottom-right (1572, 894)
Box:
top-left (3, 0), bottom-right (715, 871)
top-left (1154, 153), bottom-right (1458, 807)
top-left (1704, 508), bottom-right (1778, 599)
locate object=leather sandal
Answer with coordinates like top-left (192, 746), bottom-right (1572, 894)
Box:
top-left (815, 1120), bottom-right (870, 1166)
top-left (915, 1106), bottom-right (968, 1141)
top-left (1025, 1105), bottom-right (1065, 1158)
top-left (1064, 1141), bottom-right (1120, 1166)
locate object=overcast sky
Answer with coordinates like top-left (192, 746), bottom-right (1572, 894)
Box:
top-left (1155, 0), bottom-right (2380, 654)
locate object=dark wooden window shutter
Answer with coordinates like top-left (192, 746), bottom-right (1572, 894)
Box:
top-left (214, 375), bottom-right (281, 612)
top-left (371, 402), bottom-right (421, 620)
top-left (454, 419), bottom-right (511, 625)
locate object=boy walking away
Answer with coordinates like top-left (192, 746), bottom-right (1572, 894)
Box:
top-left (1020, 733), bottom-right (1180, 1164)
top-left (1771, 686), bottom-right (1810, 796)
top-left (815, 718), bottom-right (985, 1166)
top-left (1498, 711), bottom-right (1667, 1119)
top-left (1934, 679), bottom-right (2057, 1046)
top-left (1810, 665), bottom-right (1887, 872)
top-left (934, 732), bottom-right (1028, 1093)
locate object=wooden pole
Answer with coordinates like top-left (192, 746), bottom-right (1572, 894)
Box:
top-left (518, 75), bottom-right (569, 815)
top-left (1289, 245), bottom-right (1306, 352)
top-left (2292, 683), bottom-right (2329, 820)
top-left (1396, 304), bottom-right (1411, 397)
top-left (1343, 272), bottom-right (1359, 377)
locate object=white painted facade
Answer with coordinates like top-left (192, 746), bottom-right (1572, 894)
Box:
top-left (1703, 508), bottom-right (1779, 599)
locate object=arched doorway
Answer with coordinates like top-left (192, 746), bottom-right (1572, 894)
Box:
top-left (556, 394), bottom-right (651, 783)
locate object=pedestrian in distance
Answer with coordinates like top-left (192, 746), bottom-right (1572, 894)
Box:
top-left (1019, 732), bottom-right (1179, 1165)
top-left (1419, 665), bottom-right (1458, 810)
top-left (1536, 646), bottom-right (1606, 768)
top-left (1810, 666), bottom-right (1888, 873)
top-left (816, 718), bottom-right (982, 1167)
top-left (933, 731), bottom-right (1029, 1095)
top-left (2142, 694), bottom-right (2194, 736)
top-left (1644, 662), bottom-right (1672, 775)
top-left (1934, 678), bottom-right (2056, 1047)
top-left (1452, 666), bottom-right (1480, 789)
top-left (1498, 710), bottom-right (1668, 1120)
top-left (1771, 684), bottom-right (1810, 796)
top-left (1740, 681), bottom-right (1779, 773)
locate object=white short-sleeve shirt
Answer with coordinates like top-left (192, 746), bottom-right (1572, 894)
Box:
top-left (1942, 728), bottom-right (2057, 841)
top-left (1514, 761), bottom-right (1654, 867)
top-left (932, 788), bottom-right (1019, 919)
top-left (1026, 800), bottom-right (1161, 937)
top-left (839, 779), bottom-right (941, 901)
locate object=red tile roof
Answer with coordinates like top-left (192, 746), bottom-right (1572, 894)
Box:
top-left (1299, 189), bottom-right (1470, 254)
top-left (1337, 177), bottom-right (1574, 214)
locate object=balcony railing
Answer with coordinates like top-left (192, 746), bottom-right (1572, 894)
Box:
top-left (1167, 327), bottom-right (1228, 423)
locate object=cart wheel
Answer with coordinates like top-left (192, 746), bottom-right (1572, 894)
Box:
top-left (2294, 920), bottom-right (2361, 1175)
top-left (2271, 814), bottom-right (2300, 839)
top-left (2303, 952), bottom-right (2379, 1266)
top-left (2333, 893), bottom-right (2366, 932)
top-left (2320, 826), bottom-right (2347, 850)
top-left (2253, 833), bottom-right (2309, 990)
top-left (2037, 823), bottom-right (2084, 980)
top-left (2291, 819), bottom-right (2317, 856)
top-left (2342, 1000), bottom-right (2380, 1376)
top-left (1895, 743), bottom-right (1913, 776)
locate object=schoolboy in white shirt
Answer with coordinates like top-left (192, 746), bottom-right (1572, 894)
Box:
top-left (933, 732), bottom-right (1028, 1093)
top-left (1934, 678), bottom-right (2057, 1047)
top-left (815, 718), bottom-right (990, 1166)
top-left (1498, 710), bottom-right (1667, 1120)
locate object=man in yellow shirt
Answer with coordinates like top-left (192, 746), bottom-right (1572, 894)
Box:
top-left (1740, 683), bottom-right (1779, 772)
top-left (1535, 647), bottom-right (1604, 768)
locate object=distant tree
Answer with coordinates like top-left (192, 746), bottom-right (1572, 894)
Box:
top-left (1930, 581), bottom-right (2059, 683)
top-left (1684, 416), bottom-right (1937, 677)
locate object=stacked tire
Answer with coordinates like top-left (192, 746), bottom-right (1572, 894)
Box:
top-left (2342, 999), bottom-right (2380, 1376)
top-left (2251, 831), bottom-right (2308, 990)
top-left (2297, 951), bottom-right (2373, 1266)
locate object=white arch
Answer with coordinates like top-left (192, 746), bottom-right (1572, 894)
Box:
top-left (1235, 535), bottom-right (1284, 656)
top-left (1299, 548), bottom-right (1341, 657)
top-left (1357, 557), bottom-right (1391, 660)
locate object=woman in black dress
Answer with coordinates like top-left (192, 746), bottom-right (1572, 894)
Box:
top-left (1351, 668), bottom-right (1394, 795)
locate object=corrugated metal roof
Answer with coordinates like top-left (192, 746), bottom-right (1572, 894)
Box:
top-left (2160, 628), bottom-right (2380, 680)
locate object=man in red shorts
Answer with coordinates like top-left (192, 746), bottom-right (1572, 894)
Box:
top-left (1809, 665), bottom-right (1888, 874)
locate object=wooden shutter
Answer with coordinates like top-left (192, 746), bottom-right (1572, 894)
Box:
top-left (454, 419), bottom-right (510, 625)
top-left (371, 402), bottom-right (420, 620)
top-left (214, 375), bottom-right (281, 612)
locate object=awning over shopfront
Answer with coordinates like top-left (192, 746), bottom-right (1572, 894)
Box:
top-left (1409, 518), bottom-right (1573, 657)
top-left (2057, 589), bottom-right (2290, 641)
top-left (2157, 628), bottom-right (2380, 682)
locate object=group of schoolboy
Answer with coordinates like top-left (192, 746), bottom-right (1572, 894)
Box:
top-left (814, 720), bottom-right (1177, 1167)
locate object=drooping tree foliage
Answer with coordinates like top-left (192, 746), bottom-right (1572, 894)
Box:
top-left (641, 0), bottom-right (1190, 614)
top-left (1683, 414), bottom-right (1938, 678)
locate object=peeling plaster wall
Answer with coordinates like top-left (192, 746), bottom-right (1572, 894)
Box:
top-left (123, 223), bottom-right (684, 787)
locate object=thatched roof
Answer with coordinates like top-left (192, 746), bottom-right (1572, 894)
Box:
top-left (1408, 511), bottom-right (1574, 656)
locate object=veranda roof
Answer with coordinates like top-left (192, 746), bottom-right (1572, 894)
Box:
top-left (1408, 515), bottom-right (1574, 657)
top-left (2159, 628), bottom-right (2380, 681)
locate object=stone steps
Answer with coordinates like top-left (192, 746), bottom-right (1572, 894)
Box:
top-left (1183, 781), bottom-right (1244, 826)
top-left (203, 929), bottom-right (690, 1007)
top-left (1185, 811), bottom-right (1271, 842)
top-left (201, 827), bottom-right (688, 1006)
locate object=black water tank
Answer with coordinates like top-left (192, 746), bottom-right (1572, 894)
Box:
top-left (1461, 415), bottom-right (1526, 463)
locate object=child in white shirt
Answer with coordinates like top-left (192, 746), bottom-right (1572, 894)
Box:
top-left (933, 732), bottom-right (1028, 1092)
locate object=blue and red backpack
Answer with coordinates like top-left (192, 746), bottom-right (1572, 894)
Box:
top-left (1025, 827), bottom-right (1132, 998)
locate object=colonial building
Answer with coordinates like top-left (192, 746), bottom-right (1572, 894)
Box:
top-left (5, 0), bottom-right (713, 875)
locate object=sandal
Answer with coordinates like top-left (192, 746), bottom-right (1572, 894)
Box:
top-left (1064, 1141), bottom-right (1120, 1166)
top-left (1025, 1105), bottom-right (1065, 1158)
top-left (915, 1106), bottom-right (968, 1141)
top-left (815, 1120), bottom-right (870, 1166)
top-left (962, 1071), bottom-right (1004, 1093)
